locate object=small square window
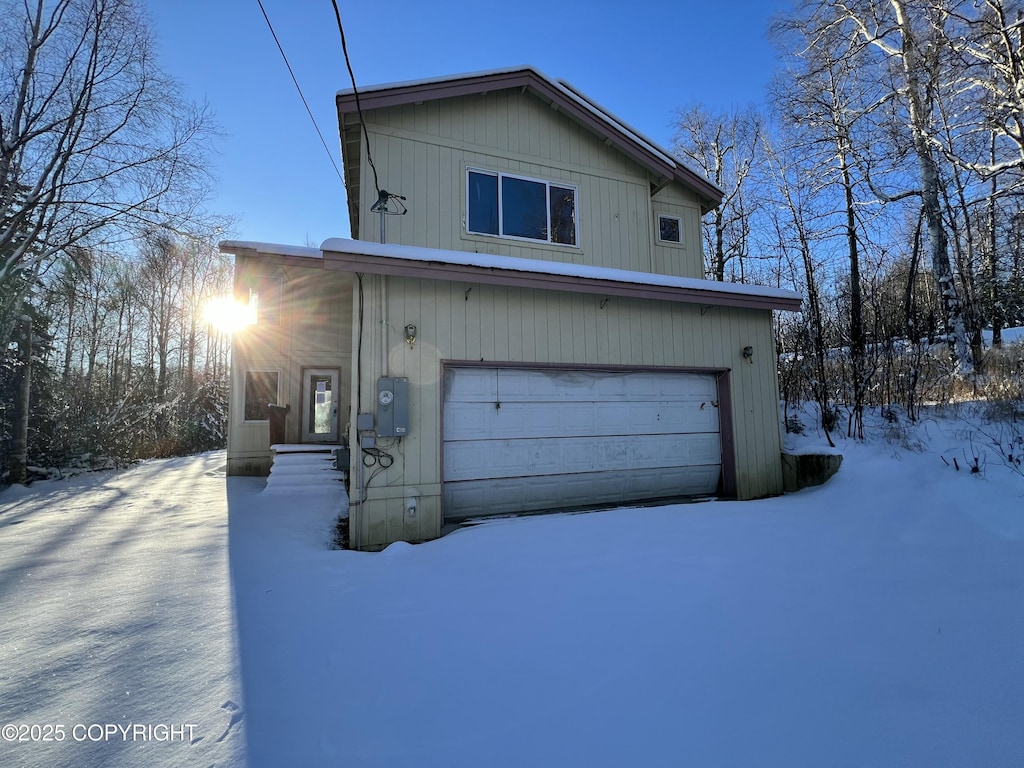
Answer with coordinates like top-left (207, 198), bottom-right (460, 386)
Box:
top-left (658, 214), bottom-right (682, 244)
top-left (244, 371), bottom-right (279, 421)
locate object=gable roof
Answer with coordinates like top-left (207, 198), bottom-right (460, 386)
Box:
top-left (336, 66), bottom-right (724, 238)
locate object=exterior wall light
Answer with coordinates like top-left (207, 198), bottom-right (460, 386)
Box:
top-left (405, 324), bottom-right (418, 348)
top-left (742, 345), bottom-right (754, 363)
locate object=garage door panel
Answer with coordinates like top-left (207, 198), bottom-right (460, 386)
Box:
top-left (442, 367), bottom-right (724, 520)
top-left (445, 400), bottom-right (719, 440)
top-left (444, 433), bottom-right (722, 481)
top-left (443, 366), bottom-right (497, 402)
top-left (445, 368), bottom-right (719, 403)
top-left (444, 465), bottom-right (722, 520)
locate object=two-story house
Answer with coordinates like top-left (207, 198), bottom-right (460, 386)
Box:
top-left (220, 67), bottom-right (801, 550)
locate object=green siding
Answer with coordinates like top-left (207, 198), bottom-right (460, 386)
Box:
top-left (355, 89), bottom-right (706, 279)
top-left (227, 258), bottom-right (354, 475)
top-left (350, 274), bottom-right (783, 548)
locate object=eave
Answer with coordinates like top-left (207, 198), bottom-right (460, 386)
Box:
top-left (219, 239), bottom-right (802, 312)
top-left (323, 240), bottom-right (802, 313)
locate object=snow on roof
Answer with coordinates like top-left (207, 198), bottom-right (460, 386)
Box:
top-left (337, 66), bottom-right (724, 198)
top-left (335, 64), bottom-right (537, 99)
top-left (320, 237), bottom-right (800, 303)
top-left (219, 240), bottom-right (322, 260)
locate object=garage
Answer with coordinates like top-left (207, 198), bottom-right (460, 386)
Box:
top-left (442, 365), bottom-right (726, 521)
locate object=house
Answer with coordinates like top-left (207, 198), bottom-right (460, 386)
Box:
top-left (220, 67), bottom-right (801, 550)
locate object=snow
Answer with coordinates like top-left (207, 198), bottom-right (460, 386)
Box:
top-left (982, 326), bottom-right (1024, 346)
top-left (319, 236), bottom-right (802, 302)
top-left (2, 407), bottom-right (1023, 767)
top-left (218, 240), bottom-right (322, 260)
top-left (218, 234), bottom-right (801, 304)
top-left (0, 454), bottom-right (244, 767)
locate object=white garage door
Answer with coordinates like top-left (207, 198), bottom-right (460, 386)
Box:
top-left (442, 366), bottom-right (722, 521)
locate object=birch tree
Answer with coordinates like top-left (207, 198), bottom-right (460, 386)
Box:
top-left (830, 0), bottom-right (976, 374)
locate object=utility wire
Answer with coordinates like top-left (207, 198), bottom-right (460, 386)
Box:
top-left (330, 0), bottom-right (382, 198)
top-left (256, 0), bottom-right (344, 185)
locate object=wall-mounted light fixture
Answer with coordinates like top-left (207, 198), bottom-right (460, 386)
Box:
top-left (742, 345), bottom-right (754, 363)
top-left (405, 324), bottom-right (418, 348)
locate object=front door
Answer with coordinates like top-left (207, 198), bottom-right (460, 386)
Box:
top-left (301, 368), bottom-right (340, 443)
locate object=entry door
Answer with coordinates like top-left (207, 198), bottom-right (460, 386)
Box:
top-left (301, 368), bottom-right (340, 443)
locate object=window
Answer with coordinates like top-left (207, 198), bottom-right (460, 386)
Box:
top-left (244, 371), bottom-right (279, 421)
top-left (467, 169), bottom-right (577, 246)
top-left (246, 275), bottom-right (282, 325)
top-left (658, 214), bottom-right (682, 244)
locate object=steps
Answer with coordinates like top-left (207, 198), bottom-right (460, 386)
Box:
top-left (264, 444), bottom-right (347, 496)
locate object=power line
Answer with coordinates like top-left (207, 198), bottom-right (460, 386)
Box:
top-left (256, 0), bottom-right (344, 185)
top-left (330, 0), bottom-right (381, 198)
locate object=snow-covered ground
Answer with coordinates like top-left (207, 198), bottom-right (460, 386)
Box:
top-left (2, 406), bottom-right (1023, 767)
top-left (0, 453), bottom-right (244, 767)
top-left (982, 325), bottom-right (1024, 346)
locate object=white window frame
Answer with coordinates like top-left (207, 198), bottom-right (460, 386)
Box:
top-left (657, 213), bottom-right (684, 245)
top-left (466, 167), bottom-right (579, 247)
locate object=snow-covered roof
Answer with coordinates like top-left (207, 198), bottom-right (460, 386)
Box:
top-left (335, 65), bottom-right (529, 99)
top-left (218, 241), bottom-right (322, 260)
top-left (221, 237), bottom-right (801, 311)
top-left (320, 237), bottom-right (797, 303)
top-left (317, 236), bottom-right (798, 311)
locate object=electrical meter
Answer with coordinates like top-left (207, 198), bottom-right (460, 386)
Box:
top-left (376, 377), bottom-right (408, 436)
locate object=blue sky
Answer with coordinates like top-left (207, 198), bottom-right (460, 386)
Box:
top-left (148, 0), bottom-right (788, 247)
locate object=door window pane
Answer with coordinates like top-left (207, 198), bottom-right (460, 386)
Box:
top-left (309, 375), bottom-right (334, 435)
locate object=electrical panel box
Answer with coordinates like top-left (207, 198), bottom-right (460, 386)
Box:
top-left (376, 377), bottom-right (409, 437)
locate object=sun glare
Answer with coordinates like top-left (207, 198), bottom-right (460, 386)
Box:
top-left (203, 296), bottom-right (256, 334)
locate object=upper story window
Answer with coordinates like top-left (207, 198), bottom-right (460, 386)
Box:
top-left (467, 169), bottom-right (577, 246)
top-left (248, 275), bottom-right (282, 325)
top-left (658, 214), bottom-right (683, 245)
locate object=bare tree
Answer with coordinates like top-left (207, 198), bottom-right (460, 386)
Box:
top-left (772, 5), bottom-right (897, 436)
top-left (672, 106), bottom-right (763, 282)
top-left (0, 0), bottom-right (217, 346)
top-left (762, 132), bottom-right (840, 445)
top-left (941, 1), bottom-right (1024, 176)
top-left (830, 0), bottom-right (976, 374)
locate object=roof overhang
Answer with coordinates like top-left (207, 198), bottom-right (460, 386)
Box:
top-left (336, 67), bottom-right (726, 238)
top-left (221, 239), bottom-right (802, 313)
top-left (218, 241), bottom-right (323, 271)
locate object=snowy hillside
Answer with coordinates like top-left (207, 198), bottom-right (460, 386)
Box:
top-left (1, 405), bottom-right (1022, 767)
